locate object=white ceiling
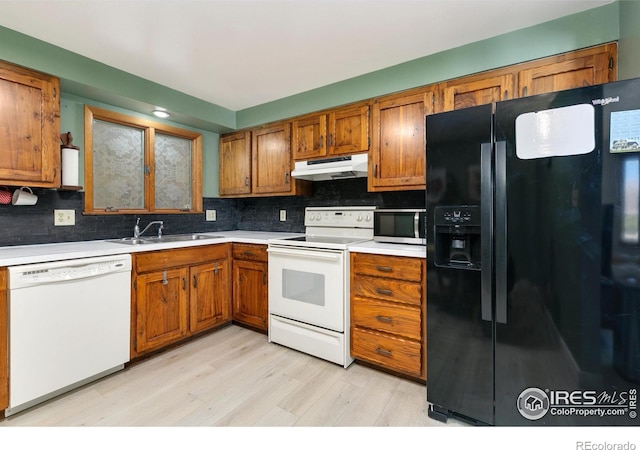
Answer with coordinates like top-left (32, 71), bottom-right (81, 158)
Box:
top-left (0, 0), bottom-right (614, 111)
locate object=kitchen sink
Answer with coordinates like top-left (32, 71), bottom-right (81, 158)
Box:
top-left (107, 234), bottom-right (224, 245)
top-left (107, 237), bottom-right (150, 245)
top-left (143, 234), bottom-right (225, 243)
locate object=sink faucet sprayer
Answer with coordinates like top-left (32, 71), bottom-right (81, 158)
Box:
top-left (134, 218), bottom-right (164, 238)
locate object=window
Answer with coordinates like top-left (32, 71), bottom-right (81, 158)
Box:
top-left (84, 105), bottom-right (202, 214)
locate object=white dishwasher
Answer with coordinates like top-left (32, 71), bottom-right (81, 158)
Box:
top-left (7, 254), bottom-right (132, 416)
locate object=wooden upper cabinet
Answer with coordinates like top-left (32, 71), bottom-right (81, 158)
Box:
top-left (517, 43), bottom-right (616, 97)
top-left (327, 104), bottom-right (369, 156)
top-left (441, 72), bottom-right (515, 111)
top-left (0, 60), bottom-right (61, 188)
top-left (219, 131), bottom-right (252, 196)
top-left (292, 103), bottom-right (369, 160)
top-left (292, 114), bottom-right (327, 160)
top-left (220, 123), bottom-right (310, 198)
top-left (369, 87), bottom-right (436, 192)
top-left (252, 123), bottom-right (292, 194)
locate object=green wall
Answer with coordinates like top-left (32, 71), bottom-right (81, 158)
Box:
top-left (236, 2), bottom-right (620, 128)
top-left (0, 1), bottom-right (628, 198)
top-left (619, 0), bottom-right (640, 79)
top-left (59, 93), bottom-right (220, 197)
top-left (0, 25), bottom-right (236, 134)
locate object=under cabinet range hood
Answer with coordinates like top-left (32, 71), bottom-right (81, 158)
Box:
top-left (291, 153), bottom-right (368, 181)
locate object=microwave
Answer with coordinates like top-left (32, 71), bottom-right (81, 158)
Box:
top-left (373, 209), bottom-right (427, 245)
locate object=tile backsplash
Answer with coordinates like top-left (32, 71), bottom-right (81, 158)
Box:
top-left (0, 178), bottom-right (424, 247)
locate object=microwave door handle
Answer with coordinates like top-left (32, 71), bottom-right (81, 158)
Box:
top-left (414, 212), bottom-right (420, 239)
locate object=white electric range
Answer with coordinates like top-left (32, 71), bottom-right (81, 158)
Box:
top-left (267, 206), bottom-right (376, 367)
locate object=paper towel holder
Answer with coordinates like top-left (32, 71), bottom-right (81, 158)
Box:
top-left (60, 131), bottom-right (82, 190)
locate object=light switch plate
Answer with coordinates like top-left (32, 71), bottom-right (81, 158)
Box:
top-left (279, 210), bottom-right (286, 221)
top-left (54, 209), bottom-right (75, 226)
top-left (206, 210), bottom-right (217, 221)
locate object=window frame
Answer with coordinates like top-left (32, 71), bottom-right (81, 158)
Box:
top-left (84, 105), bottom-right (203, 215)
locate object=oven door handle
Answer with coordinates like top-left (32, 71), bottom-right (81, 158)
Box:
top-left (267, 246), bottom-right (342, 261)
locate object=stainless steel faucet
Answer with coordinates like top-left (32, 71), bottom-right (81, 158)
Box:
top-left (134, 218), bottom-right (164, 238)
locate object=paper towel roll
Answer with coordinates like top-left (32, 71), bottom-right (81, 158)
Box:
top-left (62, 147), bottom-right (79, 186)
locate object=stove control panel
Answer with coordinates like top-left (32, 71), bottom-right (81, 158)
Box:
top-left (304, 206), bottom-right (375, 228)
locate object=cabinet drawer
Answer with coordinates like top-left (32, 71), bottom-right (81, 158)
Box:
top-left (351, 253), bottom-right (423, 282)
top-left (352, 275), bottom-right (422, 307)
top-left (351, 328), bottom-right (422, 378)
top-left (352, 298), bottom-right (421, 340)
top-left (135, 243), bottom-right (230, 273)
top-left (232, 243), bottom-right (268, 262)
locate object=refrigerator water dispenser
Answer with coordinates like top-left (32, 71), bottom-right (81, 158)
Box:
top-left (434, 205), bottom-right (481, 270)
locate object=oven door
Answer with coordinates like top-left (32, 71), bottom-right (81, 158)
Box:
top-left (268, 245), bottom-right (346, 332)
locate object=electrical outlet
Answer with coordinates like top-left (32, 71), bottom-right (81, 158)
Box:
top-left (54, 209), bottom-right (75, 226)
top-left (206, 209), bottom-right (217, 221)
top-left (279, 209), bottom-right (286, 221)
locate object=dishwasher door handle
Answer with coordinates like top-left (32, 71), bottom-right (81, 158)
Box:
top-left (8, 255), bottom-right (132, 289)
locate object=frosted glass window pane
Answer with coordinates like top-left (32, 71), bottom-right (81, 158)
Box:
top-left (154, 133), bottom-right (192, 209)
top-left (92, 120), bottom-right (144, 209)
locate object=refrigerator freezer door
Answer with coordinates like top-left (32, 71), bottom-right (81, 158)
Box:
top-left (426, 104), bottom-right (494, 425)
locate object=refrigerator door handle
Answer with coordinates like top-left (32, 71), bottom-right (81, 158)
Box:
top-left (480, 142), bottom-right (493, 322)
top-left (495, 140), bottom-right (508, 324)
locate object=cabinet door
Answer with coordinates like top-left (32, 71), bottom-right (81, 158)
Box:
top-left (369, 89), bottom-right (435, 191)
top-left (252, 124), bottom-right (292, 194)
top-left (0, 61), bottom-right (60, 187)
top-left (219, 131), bottom-right (252, 196)
top-left (292, 114), bottom-right (327, 160)
top-left (518, 44), bottom-right (616, 97)
top-left (232, 259), bottom-right (268, 332)
top-left (0, 268), bottom-right (7, 411)
top-left (441, 73), bottom-right (515, 111)
top-left (189, 259), bottom-right (231, 333)
top-left (135, 267), bottom-right (189, 353)
top-left (328, 104), bottom-right (369, 156)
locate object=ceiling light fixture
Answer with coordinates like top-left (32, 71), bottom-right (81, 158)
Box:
top-left (152, 109), bottom-right (170, 118)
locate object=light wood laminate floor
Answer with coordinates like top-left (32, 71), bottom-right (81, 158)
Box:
top-left (0, 325), bottom-right (466, 428)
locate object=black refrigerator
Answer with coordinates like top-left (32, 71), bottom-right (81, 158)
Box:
top-left (425, 78), bottom-right (640, 426)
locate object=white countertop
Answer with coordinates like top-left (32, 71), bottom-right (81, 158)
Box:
top-left (0, 230), bottom-right (425, 266)
top-left (348, 240), bottom-right (426, 258)
top-left (0, 231), bottom-right (304, 267)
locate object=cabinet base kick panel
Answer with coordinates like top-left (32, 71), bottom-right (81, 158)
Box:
top-left (269, 314), bottom-right (353, 368)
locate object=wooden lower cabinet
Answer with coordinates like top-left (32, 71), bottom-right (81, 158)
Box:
top-left (0, 268), bottom-right (7, 412)
top-left (232, 243), bottom-right (268, 332)
top-left (350, 252), bottom-right (426, 380)
top-left (132, 244), bottom-right (231, 357)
